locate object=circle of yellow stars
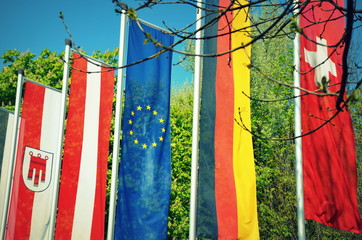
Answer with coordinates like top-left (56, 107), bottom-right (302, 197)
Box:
top-left (127, 104), bottom-right (167, 150)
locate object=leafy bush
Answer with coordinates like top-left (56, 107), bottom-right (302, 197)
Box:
top-left (168, 84), bottom-right (193, 239)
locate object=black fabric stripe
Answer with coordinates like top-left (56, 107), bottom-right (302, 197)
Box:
top-left (196, 0), bottom-right (219, 238)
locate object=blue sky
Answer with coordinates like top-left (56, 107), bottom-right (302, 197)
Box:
top-left (0, 0), bottom-right (195, 88)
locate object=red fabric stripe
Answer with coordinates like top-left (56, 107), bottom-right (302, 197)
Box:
top-left (214, 5), bottom-right (238, 238)
top-left (90, 66), bottom-right (114, 239)
top-left (6, 82), bottom-right (45, 239)
top-left (55, 53), bottom-right (87, 239)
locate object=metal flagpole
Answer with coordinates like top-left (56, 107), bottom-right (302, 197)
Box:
top-left (293, 1), bottom-right (306, 239)
top-left (49, 39), bottom-right (72, 239)
top-left (189, 1), bottom-right (203, 239)
top-left (0, 69), bottom-right (24, 239)
top-left (107, 6), bottom-right (128, 240)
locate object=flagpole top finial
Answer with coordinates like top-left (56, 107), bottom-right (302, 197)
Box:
top-left (65, 39), bottom-right (72, 47)
top-left (113, 0), bottom-right (128, 13)
top-left (18, 68), bottom-right (24, 76)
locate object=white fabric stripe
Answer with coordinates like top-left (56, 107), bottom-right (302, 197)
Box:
top-left (30, 88), bottom-right (62, 240)
top-left (71, 61), bottom-right (101, 240)
top-left (0, 113), bottom-right (14, 224)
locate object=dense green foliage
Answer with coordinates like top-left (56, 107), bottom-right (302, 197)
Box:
top-left (250, 9), bottom-right (298, 237)
top-left (168, 84), bottom-right (193, 239)
top-left (0, 49), bottom-right (64, 110)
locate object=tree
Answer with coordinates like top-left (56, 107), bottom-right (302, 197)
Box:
top-left (113, 0), bottom-right (361, 109)
top-left (178, 39), bottom-right (195, 73)
top-left (0, 48), bottom-right (119, 110)
top-left (250, 7), bottom-right (297, 238)
top-left (250, 5), bottom-right (362, 238)
top-left (116, 1), bottom-right (361, 238)
top-left (0, 49), bottom-right (64, 110)
top-left (1, 0), bottom-right (362, 237)
top-left (168, 84), bottom-right (194, 239)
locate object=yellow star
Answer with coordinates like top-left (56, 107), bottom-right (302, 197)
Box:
top-left (159, 118), bottom-right (164, 123)
top-left (129, 130), bottom-right (133, 135)
top-left (153, 110), bottom-right (158, 115)
top-left (146, 105), bottom-right (151, 110)
top-left (161, 128), bottom-right (166, 133)
top-left (137, 106), bottom-right (142, 111)
top-left (131, 111), bottom-right (135, 116)
top-left (142, 144), bottom-right (147, 149)
top-left (152, 142), bottom-right (157, 147)
top-left (128, 119), bottom-right (133, 124)
top-left (159, 136), bottom-right (164, 141)
top-left (134, 139), bottom-right (139, 144)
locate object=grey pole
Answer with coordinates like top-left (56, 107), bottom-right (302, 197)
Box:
top-left (189, 1), bottom-right (203, 239)
top-left (107, 5), bottom-right (128, 240)
top-left (293, 1), bottom-right (306, 239)
top-left (49, 38), bottom-right (72, 239)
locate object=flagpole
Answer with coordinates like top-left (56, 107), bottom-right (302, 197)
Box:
top-left (0, 69), bottom-right (24, 239)
top-left (189, 1), bottom-right (203, 239)
top-left (293, 1), bottom-right (306, 239)
top-left (107, 6), bottom-right (127, 240)
top-left (49, 39), bottom-right (72, 239)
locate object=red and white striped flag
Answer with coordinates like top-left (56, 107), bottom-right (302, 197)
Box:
top-left (55, 53), bottom-right (114, 239)
top-left (5, 81), bottom-right (63, 239)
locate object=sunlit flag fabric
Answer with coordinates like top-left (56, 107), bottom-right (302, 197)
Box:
top-left (5, 81), bottom-right (62, 239)
top-left (55, 53), bottom-right (114, 239)
top-left (114, 20), bottom-right (174, 240)
top-left (300, 0), bottom-right (362, 233)
top-left (196, 0), bottom-right (259, 239)
top-left (0, 108), bottom-right (14, 225)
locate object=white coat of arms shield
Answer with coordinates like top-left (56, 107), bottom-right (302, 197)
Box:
top-left (22, 146), bottom-right (53, 192)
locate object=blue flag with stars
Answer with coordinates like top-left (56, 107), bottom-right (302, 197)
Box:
top-left (115, 20), bottom-right (174, 240)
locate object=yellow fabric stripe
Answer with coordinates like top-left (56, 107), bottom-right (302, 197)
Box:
top-left (231, 1), bottom-right (260, 239)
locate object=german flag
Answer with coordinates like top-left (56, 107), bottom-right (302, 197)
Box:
top-left (196, 0), bottom-right (259, 239)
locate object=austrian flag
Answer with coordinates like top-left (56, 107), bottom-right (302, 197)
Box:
top-left (55, 53), bottom-right (115, 240)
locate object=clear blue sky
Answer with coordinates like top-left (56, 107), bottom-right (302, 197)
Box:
top-left (0, 0), bottom-right (195, 88)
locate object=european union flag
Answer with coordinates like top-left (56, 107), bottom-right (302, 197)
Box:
top-left (114, 20), bottom-right (174, 240)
